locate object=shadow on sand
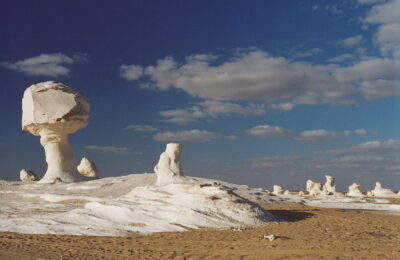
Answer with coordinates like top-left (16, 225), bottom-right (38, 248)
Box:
top-left (267, 209), bottom-right (314, 222)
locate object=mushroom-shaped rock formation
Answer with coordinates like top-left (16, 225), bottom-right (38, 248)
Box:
top-left (22, 81), bottom-right (90, 183)
top-left (346, 183), bottom-right (365, 197)
top-left (322, 175), bottom-right (337, 195)
top-left (19, 169), bottom-right (38, 182)
top-left (77, 157), bottom-right (99, 178)
top-left (154, 143), bottom-right (184, 185)
top-left (298, 190), bottom-right (305, 197)
top-left (306, 180), bottom-right (323, 196)
top-left (368, 182), bottom-right (398, 198)
top-left (272, 185), bottom-right (285, 195)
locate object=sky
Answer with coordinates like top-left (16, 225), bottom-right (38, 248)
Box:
top-left (1, 0), bottom-right (399, 191)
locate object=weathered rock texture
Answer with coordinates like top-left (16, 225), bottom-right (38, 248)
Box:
top-left (368, 182), bottom-right (398, 198)
top-left (22, 81), bottom-right (90, 183)
top-left (154, 143), bottom-right (184, 185)
top-left (322, 175), bottom-right (337, 195)
top-left (346, 183), bottom-right (365, 197)
top-left (77, 157), bottom-right (99, 178)
top-left (306, 180), bottom-right (323, 196)
top-left (19, 169), bottom-right (38, 182)
top-left (272, 185), bottom-right (285, 195)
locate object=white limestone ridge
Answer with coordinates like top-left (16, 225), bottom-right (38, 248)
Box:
top-left (22, 81), bottom-right (90, 183)
top-left (77, 157), bottom-right (99, 178)
top-left (154, 143), bottom-right (184, 185)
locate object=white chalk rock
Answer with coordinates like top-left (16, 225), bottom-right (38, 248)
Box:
top-left (322, 175), bottom-right (337, 195)
top-left (368, 182), bottom-right (398, 198)
top-left (77, 157), bottom-right (99, 178)
top-left (346, 183), bottom-right (365, 197)
top-left (19, 169), bottom-right (38, 182)
top-left (154, 143), bottom-right (184, 185)
top-left (298, 190), bottom-right (305, 197)
top-left (306, 180), bottom-right (323, 196)
top-left (22, 81), bottom-right (90, 183)
top-left (283, 190), bottom-right (290, 195)
top-left (272, 185), bottom-right (285, 195)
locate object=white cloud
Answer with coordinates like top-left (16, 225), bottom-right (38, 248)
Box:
top-left (121, 48), bottom-right (399, 106)
top-left (364, 0), bottom-right (400, 58)
top-left (153, 129), bottom-right (234, 142)
top-left (0, 53), bottom-right (86, 77)
top-left (246, 155), bottom-right (301, 169)
top-left (354, 128), bottom-right (372, 135)
top-left (296, 129), bottom-right (340, 142)
top-left (85, 145), bottom-right (140, 154)
top-left (360, 79), bottom-right (400, 100)
top-left (294, 48), bottom-right (322, 58)
top-left (159, 100), bottom-right (266, 124)
top-left (328, 54), bottom-right (356, 63)
top-left (338, 35), bottom-right (363, 46)
top-left (120, 64), bottom-right (144, 80)
top-left (318, 139), bottom-right (400, 155)
top-left (248, 125), bottom-right (293, 138)
top-left (268, 102), bottom-right (295, 111)
top-left (356, 0), bottom-right (385, 5)
top-left (124, 124), bottom-right (158, 132)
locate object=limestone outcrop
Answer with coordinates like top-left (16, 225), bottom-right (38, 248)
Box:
top-left (322, 175), bottom-right (337, 195)
top-left (77, 157), bottom-right (99, 178)
top-left (346, 183), bottom-right (365, 197)
top-left (19, 169), bottom-right (38, 182)
top-left (368, 182), bottom-right (398, 198)
top-left (272, 185), bottom-right (284, 195)
top-left (22, 81), bottom-right (90, 183)
top-left (154, 143), bottom-right (184, 185)
top-left (306, 180), bottom-right (323, 196)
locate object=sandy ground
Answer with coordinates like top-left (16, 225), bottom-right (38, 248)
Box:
top-left (0, 204), bottom-right (399, 260)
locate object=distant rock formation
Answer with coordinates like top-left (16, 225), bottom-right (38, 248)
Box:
top-left (306, 180), bottom-right (323, 196)
top-left (368, 182), bottom-right (398, 198)
top-left (322, 175), bottom-right (337, 195)
top-left (154, 143), bottom-right (184, 185)
top-left (346, 183), bottom-right (365, 197)
top-left (77, 157), bottom-right (99, 178)
top-left (19, 169), bottom-right (38, 182)
top-left (272, 185), bottom-right (285, 195)
top-left (22, 81), bottom-right (90, 183)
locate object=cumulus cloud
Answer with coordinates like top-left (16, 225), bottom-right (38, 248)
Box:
top-left (159, 100), bottom-right (266, 124)
top-left (268, 102), bottom-right (295, 111)
top-left (248, 125), bottom-right (293, 138)
top-left (295, 129), bottom-right (341, 142)
top-left (124, 124), bottom-right (158, 132)
top-left (338, 35), bottom-right (363, 46)
top-left (0, 53), bottom-right (87, 77)
top-left (356, 0), bottom-right (385, 4)
top-left (364, 0), bottom-right (400, 58)
top-left (317, 139), bottom-right (400, 155)
top-left (360, 79), bottom-right (400, 100)
top-left (294, 48), bottom-right (322, 58)
top-left (153, 129), bottom-right (235, 142)
top-left (354, 128), bottom-right (374, 135)
top-left (246, 155), bottom-right (302, 169)
top-left (121, 49), bottom-right (399, 106)
top-left (85, 145), bottom-right (140, 154)
top-left (328, 54), bottom-right (356, 63)
top-left (120, 64), bottom-right (144, 80)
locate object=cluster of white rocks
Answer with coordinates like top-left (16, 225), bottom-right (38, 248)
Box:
top-left (272, 175), bottom-right (399, 199)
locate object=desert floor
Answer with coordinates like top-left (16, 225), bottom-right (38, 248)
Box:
top-left (0, 204), bottom-right (399, 260)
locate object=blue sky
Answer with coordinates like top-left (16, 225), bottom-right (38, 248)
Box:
top-left (1, 0), bottom-right (399, 190)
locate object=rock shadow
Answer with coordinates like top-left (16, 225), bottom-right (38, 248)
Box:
top-left (267, 210), bottom-right (314, 222)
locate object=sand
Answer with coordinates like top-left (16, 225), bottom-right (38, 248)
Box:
top-left (1, 204), bottom-right (399, 260)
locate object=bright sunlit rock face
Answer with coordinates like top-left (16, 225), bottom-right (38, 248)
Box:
top-left (22, 81), bottom-right (90, 183)
top-left (322, 175), bottom-right (337, 195)
top-left (77, 157), bottom-right (99, 178)
top-left (368, 182), bottom-right (398, 198)
top-left (154, 143), bottom-right (184, 185)
top-left (306, 180), bottom-right (323, 196)
top-left (272, 185), bottom-right (285, 195)
top-left (19, 169), bottom-right (38, 182)
top-left (347, 183), bottom-right (365, 197)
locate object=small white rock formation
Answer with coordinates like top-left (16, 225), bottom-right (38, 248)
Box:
top-left (346, 183), bottom-right (365, 197)
top-left (298, 190), bottom-right (305, 197)
top-left (283, 190), bottom-right (290, 195)
top-left (19, 169), bottom-right (38, 182)
top-left (154, 143), bottom-right (184, 185)
top-left (77, 157), bottom-right (99, 178)
top-left (306, 180), bottom-right (323, 196)
top-left (368, 182), bottom-right (398, 198)
top-left (322, 175), bottom-right (337, 194)
top-left (22, 81), bottom-right (90, 183)
top-left (272, 185), bottom-right (285, 195)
